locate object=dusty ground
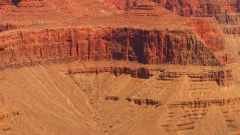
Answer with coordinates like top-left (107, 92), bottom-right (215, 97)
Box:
top-left (0, 61), bottom-right (239, 134)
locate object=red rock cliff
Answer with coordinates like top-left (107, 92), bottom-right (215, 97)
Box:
top-left (0, 26), bottom-right (223, 69)
top-left (104, 0), bottom-right (239, 16)
top-left (187, 18), bottom-right (225, 51)
top-left (162, 0), bottom-right (239, 17)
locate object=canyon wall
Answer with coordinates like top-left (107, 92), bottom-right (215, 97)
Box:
top-left (162, 0), bottom-right (239, 17)
top-left (0, 27), bottom-right (224, 70)
top-left (0, 0), bottom-right (15, 18)
top-left (105, 0), bottom-right (239, 14)
top-left (215, 12), bottom-right (239, 24)
top-left (186, 19), bottom-right (225, 51)
top-left (161, 0), bottom-right (240, 24)
top-left (222, 26), bottom-right (240, 35)
top-left (104, 0), bottom-right (239, 24)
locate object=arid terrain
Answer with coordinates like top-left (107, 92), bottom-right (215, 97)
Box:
top-left (0, 0), bottom-right (240, 135)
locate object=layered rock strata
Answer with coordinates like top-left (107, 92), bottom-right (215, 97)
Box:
top-left (67, 66), bottom-right (152, 79)
top-left (0, 2), bottom-right (229, 68)
top-left (222, 26), bottom-right (240, 34)
top-left (186, 18), bottom-right (225, 51)
top-left (158, 69), bottom-right (233, 87)
top-left (105, 0), bottom-right (240, 15)
top-left (163, 0), bottom-right (239, 17)
top-left (105, 0), bottom-right (240, 26)
top-left (0, 0), bottom-right (15, 18)
top-left (168, 97), bottom-right (240, 109)
top-left (0, 27), bottom-right (224, 69)
top-left (0, 1), bottom-right (239, 135)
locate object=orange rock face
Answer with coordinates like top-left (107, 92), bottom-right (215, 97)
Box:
top-left (0, 1), bottom-right (239, 135)
top-left (162, 0), bottom-right (239, 16)
top-left (0, 2), bottom-right (230, 68)
top-left (0, 0), bottom-right (15, 18)
top-left (105, 0), bottom-right (239, 16)
top-left (0, 27), bottom-right (224, 68)
top-left (186, 19), bottom-right (225, 51)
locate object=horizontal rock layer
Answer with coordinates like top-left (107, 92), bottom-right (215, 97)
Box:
top-left (222, 26), bottom-right (240, 35)
top-left (67, 66), bottom-right (152, 79)
top-left (0, 27), bottom-right (224, 70)
top-left (168, 97), bottom-right (240, 109)
top-left (105, 0), bottom-right (240, 15)
top-left (163, 0), bottom-right (240, 17)
top-left (158, 69), bottom-right (233, 87)
top-left (215, 12), bottom-right (239, 24)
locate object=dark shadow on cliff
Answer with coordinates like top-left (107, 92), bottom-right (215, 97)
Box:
top-left (12, 0), bottom-right (21, 6)
top-left (130, 31), bottom-right (145, 63)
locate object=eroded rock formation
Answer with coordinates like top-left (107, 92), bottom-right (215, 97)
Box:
top-left (163, 0), bottom-right (239, 17)
top-left (106, 96), bottom-right (119, 101)
top-left (0, 26), bottom-right (226, 69)
top-left (0, 1), bottom-right (238, 135)
top-left (67, 66), bottom-right (152, 79)
top-left (158, 69), bottom-right (233, 87)
top-left (126, 97), bottom-right (161, 106)
top-left (105, 0), bottom-right (240, 15)
top-left (168, 97), bottom-right (240, 109)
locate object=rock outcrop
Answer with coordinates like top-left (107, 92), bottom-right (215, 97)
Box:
top-left (215, 12), bottom-right (239, 24)
top-left (126, 97), bottom-right (161, 106)
top-left (217, 53), bottom-right (236, 64)
top-left (168, 97), bottom-right (240, 109)
top-left (106, 96), bottom-right (119, 101)
top-left (67, 66), bottom-right (152, 79)
top-left (186, 19), bottom-right (225, 51)
top-left (158, 69), bottom-right (233, 87)
top-left (222, 26), bottom-right (240, 35)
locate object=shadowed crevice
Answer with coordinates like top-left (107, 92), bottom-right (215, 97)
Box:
top-left (12, 0), bottom-right (21, 6)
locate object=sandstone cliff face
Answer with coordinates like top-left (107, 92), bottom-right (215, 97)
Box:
top-left (0, 0), bottom-right (229, 67)
top-left (0, 0), bottom-right (15, 18)
top-left (104, 0), bottom-right (240, 26)
top-left (222, 26), bottom-right (240, 35)
top-left (215, 12), bottom-right (239, 24)
top-left (0, 27), bottom-right (223, 69)
top-left (105, 0), bottom-right (239, 14)
top-left (186, 19), bottom-right (225, 51)
top-left (162, 0), bottom-right (240, 24)
top-left (0, 1), bottom-right (229, 68)
top-left (162, 0), bottom-right (239, 17)
top-left (0, 0), bottom-right (12, 5)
